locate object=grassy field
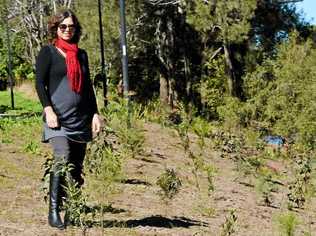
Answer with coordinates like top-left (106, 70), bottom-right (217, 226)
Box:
top-left (0, 90), bottom-right (42, 115)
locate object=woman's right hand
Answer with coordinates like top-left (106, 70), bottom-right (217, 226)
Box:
top-left (44, 106), bottom-right (59, 128)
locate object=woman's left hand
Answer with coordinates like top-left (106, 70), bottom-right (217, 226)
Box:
top-left (92, 113), bottom-right (102, 134)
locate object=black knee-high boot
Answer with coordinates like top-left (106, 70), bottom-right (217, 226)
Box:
top-left (48, 171), bottom-right (65, 229)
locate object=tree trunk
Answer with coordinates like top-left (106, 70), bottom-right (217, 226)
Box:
top-left (223, 41), bottom-right (237, 97)
top-left (159, 74), bottom-right (169, 106)
top-left (184, 53), bottom-right (191, 101)
top-left (168, 70), bottom-right (175, 109)
top-left (166, 16), bottom-right (176, 109)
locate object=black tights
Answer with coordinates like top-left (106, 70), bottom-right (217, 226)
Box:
top-left (50, 136), bottom-right (87, 187)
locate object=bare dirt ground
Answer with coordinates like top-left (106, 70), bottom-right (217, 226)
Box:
top-left (0, 113), bottom-right (315, 235)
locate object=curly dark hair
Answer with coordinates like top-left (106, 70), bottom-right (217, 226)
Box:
top-left (48, 9), bottom-right (82, 44)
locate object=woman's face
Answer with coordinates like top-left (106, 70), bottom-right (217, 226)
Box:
top-left (57, 17), bottom-right (75, 42)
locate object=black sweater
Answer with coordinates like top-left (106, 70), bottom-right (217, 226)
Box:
top-left (35, 45), bottom-right (98, 129)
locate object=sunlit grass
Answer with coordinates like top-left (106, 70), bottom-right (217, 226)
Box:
top-left (0, 90), bottom-right (42, 115)
top-left (0, 90), bottom-right (42, 149)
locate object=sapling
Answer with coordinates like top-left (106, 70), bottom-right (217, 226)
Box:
top-left (106, 99), bottom-right (145, 159)
top-left (287, 155), bottom-right (313, 209)
top-left (220, 209), bottom-right (238, 236)
top-left (204, 164), bottom-right (216, 195)
top-left (255, 174), bottom-right (275, 207)
top-left (63, 168), bottom-right (91, 229)
top-left (85, 127), bottom-right (123, 229)
top-left (156, 168), bottom-right (182, 203)
top-left (276, 212), bottom-right (299, 236)
top-left (175, 111), bottom-right (202, 190)
top-left (41, 156), bottom-right (53, 202)
top-left (175, 107), bottom-right (210, 191)
top-left (42, 158), bottom-right (92, 230)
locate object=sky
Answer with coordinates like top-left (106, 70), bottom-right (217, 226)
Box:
top-left (295, 0), bottom-right (316, 25)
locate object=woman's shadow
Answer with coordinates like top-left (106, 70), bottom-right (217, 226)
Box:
top-left (71, 204), bottom-right (208, 229)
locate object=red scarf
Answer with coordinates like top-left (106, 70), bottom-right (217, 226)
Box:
top-left (55, 38), bottom-right (83, 93)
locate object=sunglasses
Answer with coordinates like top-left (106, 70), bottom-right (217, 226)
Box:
top-left (58, 24), bottom-right (76, 31)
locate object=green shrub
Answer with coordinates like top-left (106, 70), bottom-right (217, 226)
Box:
top-left (200, 55), bottom-right (227, 119)
top-left (85, 129), bottom-right (122, 186)
top-left (243, 32), bottom-right (316, 150)
top-left (217, 96), bottom-right (251, 130)
top-left (156, 168), bottom-right (182, 200)
top-left (102, 97), bottom-right (145, 158)
top-left (276, 212), bottom-right (299, 236)
top-left (220, 209), bottom-right (238, 236)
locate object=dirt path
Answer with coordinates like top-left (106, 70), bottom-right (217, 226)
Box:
top-left (0, 121), bottom-right (315, 236)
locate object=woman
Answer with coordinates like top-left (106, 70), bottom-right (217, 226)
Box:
top-left (35, 10), bottom-right (101, 229)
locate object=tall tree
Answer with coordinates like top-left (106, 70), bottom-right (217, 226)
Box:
top-left (250, 0), bottom-right (309, 54)
top-left (2, 0), bottom-right (76, 65)
top-left (186, 0), bottom-right (257, 98)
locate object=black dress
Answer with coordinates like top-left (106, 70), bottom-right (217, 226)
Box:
top-left (35, 45), bottom-right (98, 143)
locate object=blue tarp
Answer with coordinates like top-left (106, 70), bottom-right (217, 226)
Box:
top-left (263, 135), bottom-right (285, 146)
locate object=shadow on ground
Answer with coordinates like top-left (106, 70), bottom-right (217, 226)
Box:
top-left (0, 110), bottom-right (42, 118)
top-left (71, 215), bottom-right (208, 229)
top-left (0, 105), bottom-right (11, 113)
top-left (121, 178), bottom-right (152, 186)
